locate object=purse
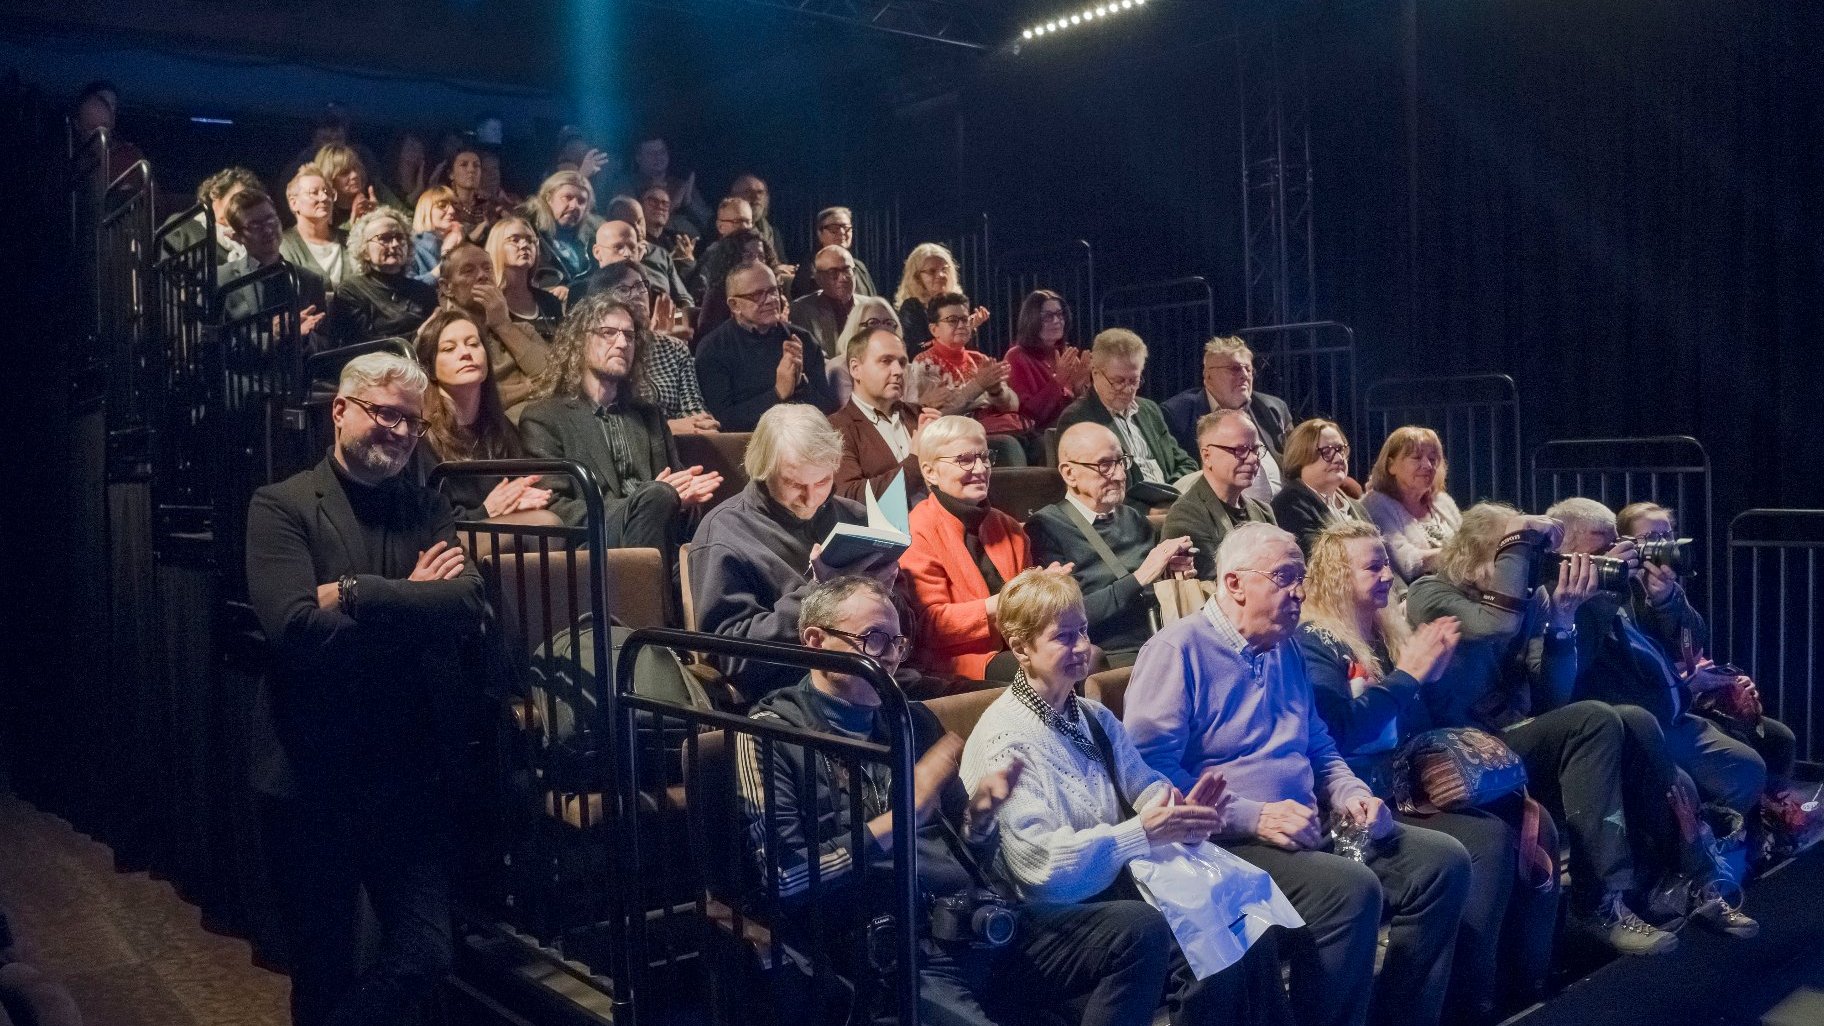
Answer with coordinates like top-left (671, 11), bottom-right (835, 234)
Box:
top-left (1391, 726), bottom-right (1528, 814)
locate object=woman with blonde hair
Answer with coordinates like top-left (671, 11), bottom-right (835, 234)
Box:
top-left (313, 142), bottom-right (399, 228)
top-left (1362, 426), bottom-right (1461, 582)
top-left (894, 242), bottom-right (988, 355)
top-left (1272, 418), bottom-right (1371, 554)
top-left (408, 185), bottom-right (462, 283)
top-left (484, 216), bottom-right (564, 340)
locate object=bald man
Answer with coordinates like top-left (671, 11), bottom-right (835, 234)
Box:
top-left (796, 245), bottom-right (860, 358)
top-left (570, 219), bottom-right (648, 308)
top-left (1025, 423), bottom-right (1197, 662)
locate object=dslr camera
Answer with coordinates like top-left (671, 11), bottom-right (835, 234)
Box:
top-left (929, 889), bottom-right (1018, 948)
top-left (1628, 535), bottom-right (1695, 574)
top-left (1536, 551), bottom-right (1633, 595)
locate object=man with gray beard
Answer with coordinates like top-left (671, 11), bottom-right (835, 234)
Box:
top-left (245, 351), bottom-right (484, 1026)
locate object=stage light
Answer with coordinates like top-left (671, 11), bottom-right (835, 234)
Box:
top-left (1020, 0), bottom-right (1149, 43)
top-left (1023, 28), bottom-right (1033, 38)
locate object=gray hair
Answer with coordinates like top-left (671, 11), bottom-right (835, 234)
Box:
top-left (1545, 497), bottom-right (1615, 550)
top-left (1203, 335), bottom-right (1254, 361)
top-left (337, 351), bottom-right (427, 398)
top-left (1194, 406), bottom-right (1256, 444)
top-left (799, 575), bottom-right (894, 635)
top-left (917, 414), bottom-right (987, 464)
top-left (746, 403), bottom-right (846, 481)
top-left (346, 207), bottom-right (411, 274)
top-left (1090, 327), bottom-right (1148, 369)
top-left (1215, 522), bottom-right (1299, 579)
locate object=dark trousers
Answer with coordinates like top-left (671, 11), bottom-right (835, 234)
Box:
top-left (1501, 701), bottom-right (1630, 905)
top-left (607, 480), bottom-right (684, 553)
top-left (1661, 712), bottom-right (1768, 816)
top-left (1230, 823), bottom-right (1470, 1026)
top-left (1397, 798), bottom-right (1560, 1025)
top-left (1610, 705), bottom-right (1729, 880)
top-left (260, 795), bottom-right (453, 1026)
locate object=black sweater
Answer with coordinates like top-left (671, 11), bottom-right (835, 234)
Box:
top-left (694, 317), bottom-right (838, 432)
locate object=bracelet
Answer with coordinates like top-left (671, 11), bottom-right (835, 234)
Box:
top-left (338, 573), bottom-right (359, 619)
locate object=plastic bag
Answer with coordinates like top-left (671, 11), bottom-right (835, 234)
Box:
top-left (1129, 840), bottom-right (1303, 980)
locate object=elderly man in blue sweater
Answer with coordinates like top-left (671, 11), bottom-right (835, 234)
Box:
top-left (1124, 523), bottom-right (1470, 1026)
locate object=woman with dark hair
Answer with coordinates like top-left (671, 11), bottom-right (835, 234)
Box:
top-left (431, 144), bottom-right (495, 238)
top-left (1005, 289), bottom-right (1090, 439)
top-left (436, 242), bottom-right (554, 420)
top-left (388, 131), bottom-right (428, 207)
top-left (412, 306), bottom-right (553, 521)
top-left (1272, 418), bottom-right (1372, 554)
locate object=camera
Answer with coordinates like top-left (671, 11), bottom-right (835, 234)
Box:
top-left (1536, 551), bottom-right (1633, 595)
top-left (1628, 535), bottom-right (1695, 574)
top-left (929, 889), bottom-right (1018, 948)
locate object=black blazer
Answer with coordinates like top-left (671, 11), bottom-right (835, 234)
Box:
top-left (218, 255), bottom-right (328, 327)
top-left (1163, 475), bottom-right (1277, 578)
top-left (1272, 477), bottom-right (1371, 555)
top-left (517, 394), bottom-right (683, 527)
top-left (1026, 500), bottom-right (1157, 654)
top-left (1160, 387), bottom-right (1295, 458)
top-left (245, 456), bottom-right (485, 799)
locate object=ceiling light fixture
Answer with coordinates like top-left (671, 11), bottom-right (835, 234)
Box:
top-left (1019, 0), bottom-right (1151, 46)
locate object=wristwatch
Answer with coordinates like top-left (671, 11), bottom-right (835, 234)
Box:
top-left (337, 573), bottom-right (359, 618)
top-left (1548, 622), bottom-right (1577, 642)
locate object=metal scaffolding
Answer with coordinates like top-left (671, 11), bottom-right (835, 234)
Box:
top-left (1236, 21), bottom-right (1316, 327)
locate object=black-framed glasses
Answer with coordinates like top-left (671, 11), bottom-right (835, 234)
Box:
top-left (344, 395), bottom-right (429, 436)
top-left (1238, 567), bottom-right (1306, 591)
top-left (819, 222), bottom-right (854, 236)
top-left (731, 284), bottom-right (783, 303)
top-left (366, 231), bottom-right (407, 246)
top-left (1203, 442), bottom-right (1266, 463)
top-left (1315, 443), bottom-right (1350, 462)
top-left (1096, 369), bottom-right (1142, 391)
top-left (820, 625), bottom-right (910, 661)
top-left (935, 451), bottom-right (996, 471)
top-left (606, 281), bottom-right (651, 302)
top-left (934, 315), bottom-right (972, 328)
top-left (1065, 456), bottom-right (1131, 478)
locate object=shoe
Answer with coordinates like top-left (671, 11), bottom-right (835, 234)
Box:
top-left (1691, 896), bottom-right (1759, 939)
top-left (1577, 892), bottom-right (1678, 956)
top-left (1647, 873), bottom-right (1758, 939)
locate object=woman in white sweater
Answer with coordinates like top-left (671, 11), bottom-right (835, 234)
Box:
top-left (1361, 426), bottom-right (1463, 582)
top-left (961, 569), bottom-right (1296, 1026)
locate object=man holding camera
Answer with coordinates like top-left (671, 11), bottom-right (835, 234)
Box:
top-left (736, 576), bottom-right (1180, 1026)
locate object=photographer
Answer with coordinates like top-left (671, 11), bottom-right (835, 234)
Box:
top-left (737, 576), bottom-right (1177, 1026)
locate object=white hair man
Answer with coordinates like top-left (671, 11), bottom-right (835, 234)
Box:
top-left (244, 350), bottom-right (484, 1026)
top-left (1125, 521), bottom-right (1472, 1026)
top-left (688, 403), bottom-right (902, 699)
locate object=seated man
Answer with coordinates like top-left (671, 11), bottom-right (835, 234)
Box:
top-left (1549, 498), bottom-right (1789, 824)
top-left (217, 188), bottom-right (327, 338)
top-left (1026, 423), bottom-right (1197, 664)
top-left (163, 165), bottom-right (261, 262)
top-left (1125, 523), bottom-right (1471, 1026)
top-left (790, 206), bottom-right (877, 299)
top-left (604, 194), bottom-right (693, 325)
top-left (320, 208), bottom-right (438, 346)
top-left (828, 326), bottom-right (934, 504)
top-left (1164, 409), bottom-right (1278, 578)
top-left (795, 245), bottom-right (864, 359)
top-left (689, 403), bottom-right (900, 699)
top-left (695, 261), bottom-right (837, 432)
top-left (528, 170), bottom-right (602, 296)
top-left (640, 182), bottom-right (696, 288)
top-left (569, 218), bottom-right (646, 307)
top-left (518, 293), bottom-right (721, 561)
top-left (1056, 329), bottom-right (1196, 502)
top-left (581, 259), bottom-right (717, 437)
top-left (738, 576), bottom-right (1172, 1026)
top-left (1161, 335), bottom-right (1293, 503)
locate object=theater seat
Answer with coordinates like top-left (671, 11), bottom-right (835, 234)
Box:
top-left (492, 546), bottom-right (673, 652)
top-left (675, 431), bottom-right (752, 510)
top-left (688, 728), bottom-right (777, 961)
top-left (924, 687), bottom-right (1005, 741)
top-left (1084, 666), bottom-right (1132, 718)
top-left (988, 467), bottom-right (1065, 521)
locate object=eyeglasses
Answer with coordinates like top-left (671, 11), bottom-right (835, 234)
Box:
top-left (819, 222), bottom-right (854, 236)
top-left (1203, 442), bottom-right (1266, 463)
top-left (367, 231), bottom-right (407, 246)
top-left (606, 282), bottom-right (650, 301)
top-left (935, 451), bottom-right (995, 471)
top-left (717, 217), bottom-right (754, 229)
top-left (1065, 456), bottom-right (1131, 478)
top-left (344, 395), bottom-right (428, 436)
top-left (858, 317), bottom-right (897, 330)
top-left (1238, 567), bottom-right (1306, 591)
top-left (817, 266), bottom-right (855, 279)
top-left (934, 315), bottom-right (972, 328)
top-left (1039, 310), bottom-right (1067, 323)
top-left (1315, 443), bottom-right (1350, 462)
top-left (731, 285), bottom-right (783, 303)
top-left (587, 325), bottom-right (633, 342)
top-left (820, 625), bottom-right (910, 661)
top-left (1097, 370), bottom-right (1142, 391)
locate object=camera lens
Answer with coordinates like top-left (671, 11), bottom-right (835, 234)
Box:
top-left (973, 904), bottom-right (1017, 948)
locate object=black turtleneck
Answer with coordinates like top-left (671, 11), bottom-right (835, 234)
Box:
top-left (934, 488), bottom-right (1005, 593)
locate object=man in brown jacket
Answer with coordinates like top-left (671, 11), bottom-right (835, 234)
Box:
top-left (827, 326), bottom-right (937, 503)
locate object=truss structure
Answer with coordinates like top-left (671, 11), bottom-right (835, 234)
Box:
top-left (1236, 22), bottom-right (1316, 327)
top-left (628, 0), bottom-right (995, 49)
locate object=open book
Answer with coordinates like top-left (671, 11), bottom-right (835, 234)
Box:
top-left (818, 471), bottom-right (912, 567)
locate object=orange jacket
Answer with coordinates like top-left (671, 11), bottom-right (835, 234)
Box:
top-left (900, 493), bottom-right (1031, 677)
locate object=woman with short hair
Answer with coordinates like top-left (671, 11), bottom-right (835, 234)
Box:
top-left (411, 306), bottom-right (552, 521)
top-left (1363, 426), bottom-right (1462, 582)
top-left (1273, 418), bottom-right (1372, 555)
top-left (320, 207), bottom-right (438, 345)
top-left (280, 165), bottom-right (348, 286)
top-left (409, 186), bottom-right (464, 283)
top-left (485, 216), bottom-right (564, 340)
top-left (1004, 288), bottom-right (1090, 438)
top-left (314, 142), bottom-right (399, 228)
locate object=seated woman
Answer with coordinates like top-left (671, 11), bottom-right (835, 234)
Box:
top-left (411, 306), bottom-right (553, 522)
top-left (1272, 418), bottom-right (1371, 555)
top-left (1363, 426), bottom-right (1461, 582)
top-left (314, 142), bottom-right (398, 229)
top-left (319, 208), bottom-right (438, 346)
top-left (1003, 289), bottom-right (1091, 443)
top-left (435, 242), bottom-right (554, 421)
top-left (894, 242), bottom-right (988, 357)
top-left (910, 292), bottom-right (1026, 467)
top-left (1300, 521), bottom-right (1557, 1021)
top-left (960, 568), bottom-right (1298, 1026)
top-left (485, 216), bottom-right (566, 341)
top-left (900, 416), bottom-right (1054, 682)
top-left (409, 186), bottom-right (463, 284)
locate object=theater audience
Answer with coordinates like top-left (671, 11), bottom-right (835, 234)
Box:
top-left (1164, 409), bottom-right (1276, 578)
top-left (1058, 329), bottom-right (1196, 499)
top-left (528, 170), bottom-right (602, 297)
top-left (911, 292), bottom-right (1026, 467)
top-left (245, 351), bottom-right (484, 1026)
top-left (689, 404), bottom-right (901, 699)
top-left (319, 207), bottom-right (437, 346)
top-left (584, 260), bottom-right (716, 435)
top-left (1403, 503), bottom-right (1700, 954)
top-left (314, 143), bottom-right (392, 228)
top-left (900, 416), bottom-right (1055, 682)
top-left (1363, 426), bottom-right (1461, 583)
top-left (695, 261), bottom-right (837, 431)
top-left (386, 131), bottom-right (427, 207)
top-left (1162, 336), bottom-right (1292, 503)
top-left (434, 144), bottom-right (492, 236)
top-left (789, 206), bottom-right (877, 299)
top-left (795, 245), bottom-right (865, 359)
top-left (163, 165), bottom-right (260, 262)
top-left (1272, 418), bottom-right (1371, 555)
top-left (960, 568), bottom-right (1300, 1026)
top-left (408, 185), bottom-right (463, 283)
top-left (218, 188), bottom-right (328, 336)
top-left (692, 227), bottom-right (779, 336)
top-left (731, 172), bottom-right (790, 267)
top-left (434, 243), bottom-right (552, 419)
top-left (895, 243), bottom-right (987, 355)
top-left (828, 326), bottom-right (933, 503)
top-left (519, 294), bottom-right (720, 550)
top-left (485, 216), bottom-right (565, 341)
top-left (410, 306), bottom-right (552, 521)
top-left (1299, 522), bottom-right (1558, 1022)
top-left (605, 194), bottom-right (693, 326)
top-left (1125, 522), bottom-right (1472, 1026)
top-left (640, 181), bottom-right (696, 286)
top-left (280, 166), bottom-right (349, 287)
top-left (570, 218), bottom-right (647, 306)
top-left (1026, 423), bottom-right (1197, 663)
top-left (1005, 289), bottom-right (1090, 438)
top-left (622, 135), bottom-right (710, 238)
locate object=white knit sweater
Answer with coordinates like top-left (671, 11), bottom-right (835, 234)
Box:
top-left (960, 690), bottom-right (1173, 904)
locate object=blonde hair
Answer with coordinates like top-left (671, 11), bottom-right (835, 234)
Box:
top-left (1282, 418), bottom-right (1348, 478)
top-left (1367, 426), bottom-right (1449, 502)
top-left (894, 242), bottom-right (960, 306)
top-left (1203, 335), bottom-right (1253, 361)
top-left (995, 568), bottom-right (1085, 651)
top-left (1436, 501), bottom-right (1519, 589)
top-left (484, 216), bottom-right (539, 286)
top-left (411, 185), bottom-right (456, 234)
top-left (313, 143), bottom-right (366, 194)
top-left (917, 414), bottom-right (987, 465)
top-left (1617, 502), bottom-right (1674, 537)
top-left (529, 170), bottom-right (595, 235)
top-left (286, 163), bottom-right (331, 201)
top-left (1090, 328), bottom-right (1148, 369)
top-left (746, 404), bottom-right (845, 482)
top-left (1300, 521), bottom-right (1409, 681)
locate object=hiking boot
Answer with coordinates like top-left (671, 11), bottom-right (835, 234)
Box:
top-left (1576, 892), bottom-right (1678, 956)
top-left (1690, 896), bottom-right (1759, 939)
top-left (1647, 873), bottom-right (1758, 938)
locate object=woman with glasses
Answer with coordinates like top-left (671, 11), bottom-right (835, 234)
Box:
top-left (911, 291), bottom-right (1027, 467)
top-left (409, 185), bottom-right (464, 284)
top-left (1005, 289), bottom-right (1092, 441)
top-left (280, 165), bottom-right (349, 287)
top-left (1363, 426), bottom-right (1461, 583)
top-left (900, 416), bottom-right (1063, 682)
top-left (320, 207), bottom-right (439, 347)
top-left (1272, 419), bottom-right (1373, 556)
top-left (485, 216), bottom-right (565, 341)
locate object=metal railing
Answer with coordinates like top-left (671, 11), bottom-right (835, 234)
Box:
top-left (150, 204), bottom-right (218, 512)
top-left (1234, 319), bottom-right (1358, 444)
top-left (1530, 436), bottom-right (1715, 624)
top-left (1363, 374), bottom-right (1522, 504)
top-left (989, 240), bottom-right (1093, 355)
top-left (615, 628), bottom-right (921, 1026)
top-left (97, 159), bottom-right (154, 427)
top-left (1097, 276), bottom-right (1215, 402)
top-left (1725, 510), bottom-right (1824, 766)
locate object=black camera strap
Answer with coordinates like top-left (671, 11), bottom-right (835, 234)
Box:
top-left (936, 814), bottom-right (1006, 898)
